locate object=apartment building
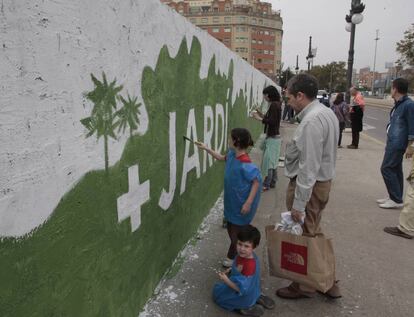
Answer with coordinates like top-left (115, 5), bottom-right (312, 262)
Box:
top-left (160, 0), bottom-right (283, 80)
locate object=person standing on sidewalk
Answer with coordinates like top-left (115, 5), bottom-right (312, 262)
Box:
top-left (384, 143), bottom-right (414, 239)
top-left (196, 128), bottom-right (261, 268)
top-left (377, 78), bottom-right (414, 209)
top-left (347, 87), bottom-right (365, 149)
top-left (252, 86), bottom-right (282, 191)
top-left (282, 89), bottom-right (292, 121)
top-left (330, 93), bottom-right (349, 148)
top-left (276, 74), bottom-right (341, 300)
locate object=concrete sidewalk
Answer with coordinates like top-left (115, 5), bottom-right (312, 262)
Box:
top-left (140, 122), bottom-right (413, 317)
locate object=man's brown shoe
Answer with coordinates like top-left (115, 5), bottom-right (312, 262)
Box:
top-left (384, 227), bottom-right (413, 239)
top-left (347, 144), bottom-right (358, 149)
top-left (276, 283), bottom-right (314, 299)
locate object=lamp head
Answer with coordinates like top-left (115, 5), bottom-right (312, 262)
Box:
top-left (351, 13), bottom-right (364, 24)
top-left (352, 2), bottom-right (365, 14)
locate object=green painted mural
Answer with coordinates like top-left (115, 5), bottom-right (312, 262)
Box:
top-left (0, 37), bottom-right (264, 316)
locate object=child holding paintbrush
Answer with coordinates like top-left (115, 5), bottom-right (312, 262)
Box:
top-left (195, 128), bottom-right (261, 268)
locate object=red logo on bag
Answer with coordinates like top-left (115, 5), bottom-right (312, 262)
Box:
top-left (281, 242), bottom-right (308, 275)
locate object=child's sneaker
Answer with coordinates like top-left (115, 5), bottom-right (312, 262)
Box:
top-left (222, 217), bottom-right (228, 228)
top-left (256, 294), bottom-right (275, 309)
top-left (222, 258), bottom-right (233, 268)
top-left (237, 304), bottom-right (265, 316)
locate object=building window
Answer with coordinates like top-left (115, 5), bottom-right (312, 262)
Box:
top-left (235, 47), bottom-right (248, 53)
top-left (201, 18), bottom-right (208, 24)
top-left (213, 17), bottom-right (219, 23)
top-left (190, 18), bottom-right (196, 23)
top-left (259, 19), bottom-right (263, 25)
top-left (258, 40), bottom-right (263, 44)
top-left (264, 50), bottom-right (269, 54)
top-left (264, 31), bottom-right (269, 35)
top-left (270, 50), bottom-right (274, 55)
top-left (212, 28), bottom-right (220, 33)
top-left (252, 39), bottom-right (256, 44)
top-left (224, 27), bottom-right (231, 32)
top-left (224, 16), bottom-right (231, 23)
top-left (238, 16), bottom-right (247, 23)
top-left (252, 18), bottom-right (257, 24)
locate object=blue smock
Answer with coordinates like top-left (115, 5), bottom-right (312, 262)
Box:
top-left (224, 149), bottom-right (262, 225)
top-left (213, 253), bottom-right (261, 311)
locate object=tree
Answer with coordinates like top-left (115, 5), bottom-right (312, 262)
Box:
top-left (279, 67), bottom-right (294, 88)
top-left (396, 24), bottom-right (414, 66)
top-left (115, 94), bottom-right (141, 138)
top-left (81, 72), bottom-right (123, 173)
top-left (309, 62), bottom-right (347, 92)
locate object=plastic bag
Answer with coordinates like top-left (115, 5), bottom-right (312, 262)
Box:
top-left (274, 211), bottom-right (304, 236)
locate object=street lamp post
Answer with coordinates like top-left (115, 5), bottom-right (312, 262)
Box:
top-left (371, 29), bottom-right (380, 96)
top-left (329, 64), bottom-right (334, 93)
top-left (306, 36), bottom-right (314, 72)
top-left (345, 0), bottom-right (365, 104)
top-left (295, 55), bottom-right (299, 74)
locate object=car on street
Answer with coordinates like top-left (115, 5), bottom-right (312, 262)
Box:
top-left (317, 89), bottom-right (328, 100)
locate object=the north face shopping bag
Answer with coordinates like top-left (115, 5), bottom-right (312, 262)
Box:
top-left (266, 225), bottom-right (335, 292)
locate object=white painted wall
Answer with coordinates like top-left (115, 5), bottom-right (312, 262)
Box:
top-left (0, 0), bottom-right (274, 237)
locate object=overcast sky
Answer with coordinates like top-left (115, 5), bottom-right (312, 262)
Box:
top-left (267, 0), bottom-right (414, 73)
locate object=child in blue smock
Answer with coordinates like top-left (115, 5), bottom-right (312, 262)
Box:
top-left (213, 226), bottom-right (273, 316)
top-left (196, 128), bottom-right (261, 267)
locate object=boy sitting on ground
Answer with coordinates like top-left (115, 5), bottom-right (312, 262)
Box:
top-left (213, 226), bottom-right (274, 316)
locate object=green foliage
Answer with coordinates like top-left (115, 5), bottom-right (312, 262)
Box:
top-left (82, 73), bottom-right (123, 140)
top-left (396, 24), bottom-right (414, 66)
top-left (81, 72), bottom-right (124, 171)
top-left (116, 94), bottom-right (141, 137)
top-left (279, 67), bottom-right (294, 88)
top-left (309, 62), bottom-right (347, 92)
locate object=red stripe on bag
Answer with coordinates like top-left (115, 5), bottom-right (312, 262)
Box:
top-left (281, 242), bottom-right (308, 275)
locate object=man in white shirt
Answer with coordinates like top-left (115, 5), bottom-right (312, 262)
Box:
top-left (276, 74), bottom-right (341, 299)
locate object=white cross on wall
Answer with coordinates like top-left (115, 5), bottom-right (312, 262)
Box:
top-left (117, 164), bottom-right (150, 232)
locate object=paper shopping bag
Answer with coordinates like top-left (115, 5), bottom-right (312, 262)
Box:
top-left (266, 225), bottom-right (335, 293)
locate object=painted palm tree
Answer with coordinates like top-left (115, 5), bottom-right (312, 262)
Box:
top-left (115, 94), bottom-right (141, 138)
top-left (81, 72), bottom-right (123, 172)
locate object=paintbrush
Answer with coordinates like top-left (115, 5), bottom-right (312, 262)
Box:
top-left (183, 135), bottom-right (202, 145)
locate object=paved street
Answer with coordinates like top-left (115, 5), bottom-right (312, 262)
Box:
top-left (363, 105), bottom-right (389, 143)
top-left (140, 120), bottom-right (413, 317)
